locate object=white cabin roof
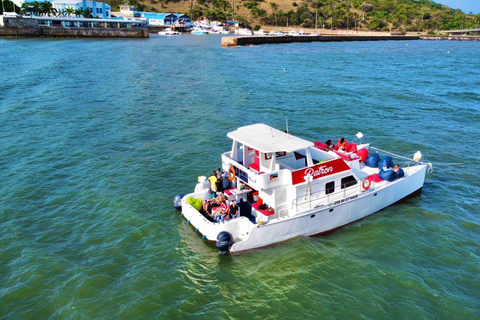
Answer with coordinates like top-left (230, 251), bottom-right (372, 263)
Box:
top-left (227, 123), bottom-right (314, 153)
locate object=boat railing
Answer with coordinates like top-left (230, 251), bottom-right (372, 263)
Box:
top-left (370, 146), bottom-right (433, 172)
top-left (292, 183), bottom-right (367, 212)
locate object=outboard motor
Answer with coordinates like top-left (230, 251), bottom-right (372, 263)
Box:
top-left (173, 194), bottom-right (185, 211)
top-left (216, 231), bottom-right (234, 255)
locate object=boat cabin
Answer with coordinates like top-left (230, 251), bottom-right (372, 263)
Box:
top-left (222, 124), bottom-right (361, 221)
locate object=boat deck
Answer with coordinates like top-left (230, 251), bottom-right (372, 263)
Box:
top-left (199, 200), bottom-right (257, 224)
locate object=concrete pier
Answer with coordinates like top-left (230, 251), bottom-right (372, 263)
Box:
top-left (222, 35), bottom-right (420, 47)
top-left (0, 27), bottom-right (149, 38)
top-left (0, 16), bottom-right (149, 38)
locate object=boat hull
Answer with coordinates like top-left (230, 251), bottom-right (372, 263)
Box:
top-left (229, 164), bottom-right (427, 253)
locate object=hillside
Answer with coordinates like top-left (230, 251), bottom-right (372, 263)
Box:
top-left (118, 0), bottom-right (479, 32)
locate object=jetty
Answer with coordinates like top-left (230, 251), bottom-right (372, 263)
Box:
top-left (222, 34), bottom-right (419, 47)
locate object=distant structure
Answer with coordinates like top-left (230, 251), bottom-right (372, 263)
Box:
top-left (119, 4), bottom-right (138, 17)
top-left (12, 0), bottom-right (112, 19)
top-left (139, 12), bottom-right (192, 27)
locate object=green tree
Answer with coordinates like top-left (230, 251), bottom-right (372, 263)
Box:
top-left (83, 7), bottom-right (93, 18)
top-left (65, 7), bottom-right (75, 17)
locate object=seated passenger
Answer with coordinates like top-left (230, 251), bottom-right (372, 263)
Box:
top-left (213, 201), bottom-right (230, 222)
top-left (204, 192), bottom-right (224, 214)
top-left (336, 137), bottom-right (346, 150)
top-left (383, 163), bottom-right (392, 171)
top-left (202, 190), bottom-right (216, 212)
top-left (393, 164), bottom-right (400, 173)
top-left (229, 200), bottom-right (239, 220)
top-left (325, 140), bottom-right (335, 151)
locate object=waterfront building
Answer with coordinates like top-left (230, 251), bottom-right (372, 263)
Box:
top-left (138, 12), bottom-right (192, 27)
top-left (11, 0), bottom-right (111, 19)
top-left (54, 0), bottom-right (111, 19)
top-left (119, 4), bottom-right (141, 17)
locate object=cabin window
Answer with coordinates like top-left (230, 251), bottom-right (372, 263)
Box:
top-left (265, 151), bottom-right (286, 160)
top-left (341, 176), bottom-right (357, 189)
top-left (325, 181), bottom-right (335, 195)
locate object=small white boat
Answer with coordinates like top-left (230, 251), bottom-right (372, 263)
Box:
top-left (269, 30), bottom-right (285, 36)
top-left (158, 28), bottom-right (181, 36)
top-left (288, 30), bottom-right (301, 36)
top-left (254, 29), bottom-right (269, 36)
top-left (191, 27), bottom-right (209, 35)
top-left (235, 28), bottom-right (253, 35)
top-left (208, 29), bottom-right (230, 34)
top-left (176, 123), bottom-right (432, 254)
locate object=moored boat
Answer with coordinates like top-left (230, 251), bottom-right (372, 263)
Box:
top-left (269, 30), bottom-right (285, 36)
top-left (235, 28), bottom-right (253, 35)
top-left (158, 28), bottom-right (181, 36)
top-left (177, 123), bottom-right (432, 254)
top-left (191, 26), bottom-right (209, 35)
top-left (254, 28), bottom-right (269, 36)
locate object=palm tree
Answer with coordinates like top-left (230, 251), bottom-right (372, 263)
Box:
top-left (40, 2), bottom-right (56, 17)
top-left (20, 2), bottom-right (33, 15)
top-left (83, 7), bottom-right (93, 18)
top-left (74, 8), bottom-right (83, 17)
top-left (65, 7), bottom-right (74, 17)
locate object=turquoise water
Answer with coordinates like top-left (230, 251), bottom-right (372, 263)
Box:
top-left (1, 35), bottom-right (479, 319)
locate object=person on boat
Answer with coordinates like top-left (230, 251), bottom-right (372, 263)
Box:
top-left (337, 138), bottom-right (347, 150)
top-left (213, 201), bottom-right (230, 222)
top-left (222, 169), bottom-right (230, 190)
top-left (216, 168), bottom-right (224, 192)
top-left (202, 190), bottom-right (216, 212)
top-left (203, 192), bottom-right (224, 214)
top-left (325, 140), bottom-right (335, 151)
top-left (393, 164), bottom-right (400, 173)
top-left (208, 171), bottom-right (218, 192)
top-left (383, 163), bottom-right (392, 171)
top-left (229, 200), bottom-right (239, 220)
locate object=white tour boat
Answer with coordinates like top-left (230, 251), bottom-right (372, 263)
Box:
top-left (158, 28), bottom-right (181, 36)
top-left (176, 124), bottom-right (432, 254)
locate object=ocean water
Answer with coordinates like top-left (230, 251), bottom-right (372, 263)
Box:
top-left (0, 35), bottom-right (479, 319)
